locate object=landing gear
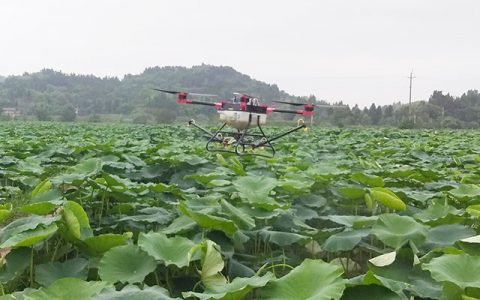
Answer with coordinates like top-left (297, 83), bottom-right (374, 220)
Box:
top-left (187, 115), bottom-right (306, 158)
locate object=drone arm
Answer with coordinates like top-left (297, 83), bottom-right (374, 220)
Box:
top-left (178, 99), bottom-right (223, 109)
top-left (269, 108), bottom-right (312, 115)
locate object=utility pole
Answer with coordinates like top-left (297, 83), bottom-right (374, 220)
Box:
top-left (408, 71), bottom-right (415, 121)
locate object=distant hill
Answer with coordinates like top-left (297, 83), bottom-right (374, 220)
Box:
top-left (0, 65), bottom-right (478, 128)
top-left (0, 65), bottom-right (305, 122)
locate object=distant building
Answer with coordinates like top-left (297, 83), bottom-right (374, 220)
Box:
top-left (2, 107), bottom-right (21, 118)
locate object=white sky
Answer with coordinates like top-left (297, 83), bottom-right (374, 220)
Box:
top-left (1, 0), bottom-right (479, 107)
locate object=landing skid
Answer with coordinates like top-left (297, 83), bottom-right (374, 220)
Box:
top-left (188, 115), bottom-right (306, 158)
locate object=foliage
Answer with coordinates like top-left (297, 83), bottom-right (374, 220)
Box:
top-left (0, 122), bottom-right (479, 299)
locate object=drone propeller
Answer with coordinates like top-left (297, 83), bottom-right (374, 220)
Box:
top-left (152, 88), bottom-right (179, 94)
top-left (273, 100), bottom-right (347, 108)
top-left (272, 100), bottom-right (304, 106)
top-left (152, 88), bottom-right (217, 97)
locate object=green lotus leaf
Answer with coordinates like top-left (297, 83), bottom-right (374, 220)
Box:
top-left (369, 188), bottom-right (406, 211)
top-left (147, 182), bottom-right (183, 195)
top-left (337, 186), bottom-right (366, 200)
top-left (52, 158), bottom-right (103, 184)
top-left (0, 223), bottom-right (57, 248)
top-left (448, 184), bottom-right (480, 200)
top-left (262, 259), bottom-right (345, 300)
top-left (220, 199), bottom-right (255, 230)
top-left (82, 232), bottom-right (132, 256)
top-left (20, 200), bottom-right (63, 216)
top-left (185, 173), bottom-right (221, 185)
top-left (162, 215), bottom-right (197, 234)
top-left (456, 235), bottom-right (480, 255)
top-left (413, 203), bottom-right (460, 223)
top-left (0, 215), bottom-right (58, 245)
top-left (364, 192), bottom-right (375, 210)
top-left (259, 230), bottom-right (309, 247)
top-left (0, 248), bottom-right (30, 284)
top-left (24, 278), bottom-right (110, 300)
top-left (422, 224), bottom-right (475, 251)
top-left (98, 244), bottom-right (156, 284)
top-left (35, 258), bottom-right (88, 287)
top-left (307, 163), bottom-right (347, 178)
top-left (323, 229), bottom-right (370, 252)
top-left (321, 215), bottom-right (378, 228)
top-left (296, 193), bottom-right (327, 208)
top-left (178, 202), bottom-right (237, 235)
top-left (423, 253), bottom-right (480, 289)
top-left (183, 273), bottom-right (274, 300)
top-left (60, 201), bottom-right (92, 240)
top-left (279, 175), bottom-right (314, 194)
top-left (97, 173), bottom-right (132, 192)
top-left (119, 207), bottom-right (173, 224)
top-left (177, 154), bottom-right (209, 166)
top-left (395, 189), bottom-right (439, 204)
top-left (466, 204), bottom-right (480, 218)
top-left (31, 179), bottom-right (52, 198)
top-left (362, 271), bottom-right (410, 298)
top-left (17, 157), bottom-right (43, 176)
top-left (233, 175), bottom-right (285, 209)
top-left (229, 157), bottom-right (246, 176)
top-left (208, 180), bottom-right (232, 188)
top-left (461, 173), bottom-right (480, 184)
top-left (372, 214), bottom-right (428, 249)
top-left (192, 240), bottom-right (227, 288)
top-left (0, 204), bottom-right (12, 223)
top-left (407, 267), bottom-right (442, 299)
top-left (21, 189), bottom-right (64, 215)
top-left (122, 154), bottom-right (146, 167)
top-left (138, 231), bottom-right (195, 268)
top-left (92, 285), bottom-right (180, 300)
top-left (341, 285), bottom-right (402, 300)
top-left (351, 172), bottom-right (385, 187)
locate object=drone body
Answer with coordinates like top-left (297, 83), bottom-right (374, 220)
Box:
top-left (153, 89), bottom-right (326, 157)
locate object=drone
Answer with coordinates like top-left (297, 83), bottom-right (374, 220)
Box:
top-left (153, 88), bottom-right (342, 157)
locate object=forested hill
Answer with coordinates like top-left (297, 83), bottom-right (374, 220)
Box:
top-left (0, 65), bottom-right (295, 122)
top-left (0, 65), bottom-right (479, 128)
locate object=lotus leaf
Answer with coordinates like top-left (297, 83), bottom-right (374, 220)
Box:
top-left (138, 231), bottom-right (195, 268)
top-left (372, 214), bottom-right (428, 249)
top-left (35, 258), bottom-right (88, 287)
top-left (262, 259), bottom-right (345, 300)
top-left (98, 244), bottom-right (156, 283)
top-left (423, 253), bottom-right (480, 289)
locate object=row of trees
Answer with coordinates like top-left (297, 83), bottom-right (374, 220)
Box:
top-left (0, 66), bottom-right (478, 128)
top-left (315, 90), bottom-right (480, 129)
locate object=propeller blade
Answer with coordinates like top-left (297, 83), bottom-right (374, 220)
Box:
top-left (233, 92), bottom-right (257, 98)
top-left (151, 88), bottom-right (181, 94)
top-left (189, 92), bottom-right (218, 97)
top-left (314, 104), bottom-right (348, 108)
top-left (272, 100), bottom-right (304, 106)
top-left (273, 100), bottom-right (348, 108)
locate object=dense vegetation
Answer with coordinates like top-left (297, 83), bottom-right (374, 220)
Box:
top-left (0, 66), bottom-right (478, 128)
top-left (0, 122), bottom-right (480, 299)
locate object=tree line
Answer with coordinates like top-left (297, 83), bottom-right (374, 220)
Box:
top-left (0, 65), bottom-right (478, 128)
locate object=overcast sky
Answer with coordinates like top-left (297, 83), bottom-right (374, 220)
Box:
top-left (1, 1), bottom-right (479, 107)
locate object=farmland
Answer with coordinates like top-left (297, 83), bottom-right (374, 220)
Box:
top-left (0, 121), bottom-right (480, 299)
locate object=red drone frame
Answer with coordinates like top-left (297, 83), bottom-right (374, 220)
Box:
top-left (153, 88), bottom-right (337, 157)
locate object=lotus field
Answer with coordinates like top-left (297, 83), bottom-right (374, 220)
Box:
top-left (1, 122), bottom-right (480, 299)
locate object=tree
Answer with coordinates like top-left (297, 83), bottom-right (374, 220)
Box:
top-left (60, 104), bottom-right (76, 122)
top-left (34, 102), bottom-right (50, 121)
